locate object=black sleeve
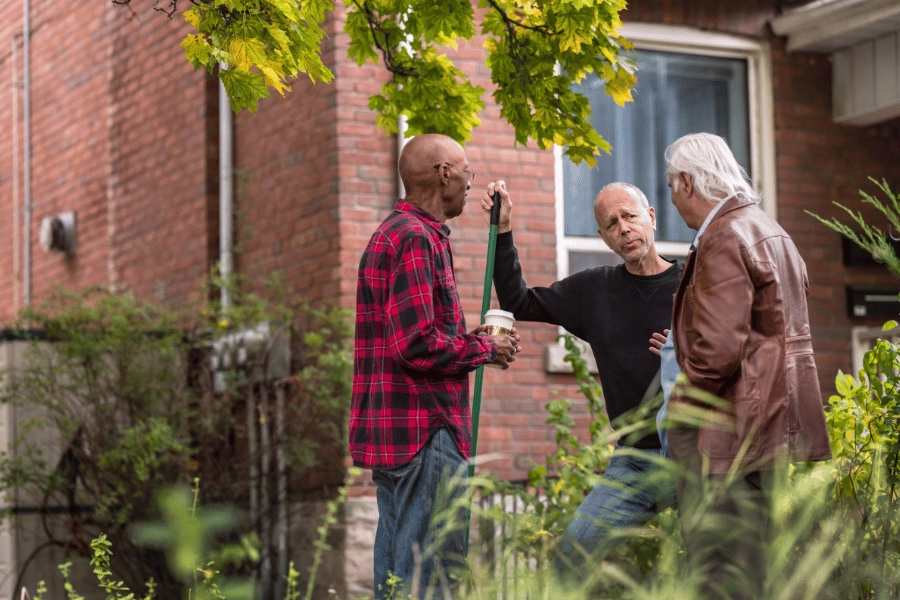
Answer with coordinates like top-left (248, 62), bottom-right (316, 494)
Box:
top-left (493, 231), bottom-right (586, 339)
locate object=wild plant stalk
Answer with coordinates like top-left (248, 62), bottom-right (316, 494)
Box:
top-left (284, 562), bottom-right (300, 600)
top-left (303, 468), bottom-right (359, 600)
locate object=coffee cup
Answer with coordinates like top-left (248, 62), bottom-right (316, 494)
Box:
top-left (484, 309), bottom-right (515, 368)
top-left (483, 309), bottom-right (515, 336)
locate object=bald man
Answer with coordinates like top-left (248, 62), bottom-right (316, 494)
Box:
top-left (351, 134), bottom-right (520, 599)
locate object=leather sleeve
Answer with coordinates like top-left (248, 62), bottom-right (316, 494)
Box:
top-left (680, 229), bottom-right (754, 397)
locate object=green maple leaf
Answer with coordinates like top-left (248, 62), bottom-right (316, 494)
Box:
top-left (221, 69), bottom-right (270, 113)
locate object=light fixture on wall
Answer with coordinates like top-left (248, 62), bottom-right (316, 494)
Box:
top-left (39, 211), bottom-right (76, 256)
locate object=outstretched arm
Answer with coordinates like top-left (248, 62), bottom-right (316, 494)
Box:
top-left (483, 180), bottom-right (586, 338)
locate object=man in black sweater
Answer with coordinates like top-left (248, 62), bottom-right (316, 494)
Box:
top-left (481, 180), bottom-right (681, 569)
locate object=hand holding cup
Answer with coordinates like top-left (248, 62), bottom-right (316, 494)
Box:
top-left (482, 309), bottom-right (519, 369)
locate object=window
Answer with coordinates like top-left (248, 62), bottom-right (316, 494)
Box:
top-left (555, 24), bottom-right (776, 277)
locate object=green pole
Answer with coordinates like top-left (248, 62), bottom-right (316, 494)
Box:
top-left (465, 191), bottom-right (501, 555)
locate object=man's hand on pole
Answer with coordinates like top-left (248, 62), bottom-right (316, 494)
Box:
top-left (481, 181), bottom-right (513, 233)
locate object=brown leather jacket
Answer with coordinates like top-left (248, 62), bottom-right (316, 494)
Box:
top-left (672, 196), bottom-right (832, 473)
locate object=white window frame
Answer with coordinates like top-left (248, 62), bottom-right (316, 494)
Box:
top-left (554, 23), bottom-right (777, 280)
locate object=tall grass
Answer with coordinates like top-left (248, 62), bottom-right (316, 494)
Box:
top-left (419, 331), bottom-right (900, 600)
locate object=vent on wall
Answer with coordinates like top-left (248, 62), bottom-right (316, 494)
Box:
top-left (39, 211), bottom-right (76, 256)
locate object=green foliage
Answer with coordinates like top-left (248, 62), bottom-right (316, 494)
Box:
top-left (181, 0), bottom-right (335, 113)
top-left (343, 0), bottom-right (484, 144)
top-left (480, 0), bottom-right (632, 165)
top-left (826, 330), bottom-right (900, 596)
top-left (474, 334), bottom-right (613, 565)
top-left (527, 334), bottom-right (611, 527)
top-left (49, 468), bottom-right (362, 600)
top-left (381, 573), bottom-right (408, 600)
top-left (132, 485), bottom-right (254, 600)
top-left (0, 284), bottom-right (352, 596)
top-left (132, 0), bottom-right (634, 162)
top-left (57, 538), bottom-right (157, 600)
top-left (467, 335), bottom-right (900, 598)
top-left (806, 178), bottom-right (900, 277)
top-left (304, 467), bottom-right (360, 600)
top-left (3, 288), bottom-right (196, 530)
top-left (284, 562), bottom-right (301, 600)
top-left (59, 562), bottom-right (86, 600)
top-left (33, 580), bottom-right (48, 600)
top-left (344, 0), bottom-right (633, 164)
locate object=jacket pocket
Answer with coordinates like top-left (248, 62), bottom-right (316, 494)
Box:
top-left (701, 382), bottom-right (761, 460)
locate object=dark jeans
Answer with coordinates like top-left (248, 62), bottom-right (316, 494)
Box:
top-left (372, 427), bottom-right (468, 599)
top-left (668, 426), bottom-right (772, 600)
top-left (557, 446), bottom-right (677, 572)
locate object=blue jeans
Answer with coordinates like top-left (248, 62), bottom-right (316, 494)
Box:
top-left (558, 447), bottom-right (677, 571)
top-left (372, 427), bottom-right (468, 599)
top-left (657, 328), bottom-right (680, 458)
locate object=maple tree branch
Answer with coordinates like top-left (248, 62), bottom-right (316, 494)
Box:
top-left (350, 0), bottom-right (417, 79)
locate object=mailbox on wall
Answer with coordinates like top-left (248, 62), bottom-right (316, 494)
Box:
top-left (847, 286), bottom-right (900, 319)
top-left (842, 236), bottom-right (900, 269)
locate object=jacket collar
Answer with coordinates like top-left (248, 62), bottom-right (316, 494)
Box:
top-left (710, 195), bottom-right (756, 223)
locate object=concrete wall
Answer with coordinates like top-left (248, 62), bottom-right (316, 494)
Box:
top-left (0, 340), bottom-right (100, 600)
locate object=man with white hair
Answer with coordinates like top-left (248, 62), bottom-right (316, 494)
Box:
top-left (664, 133), bottom-right (831, 599)
top-left (482, 180), bottom-right (680, 571)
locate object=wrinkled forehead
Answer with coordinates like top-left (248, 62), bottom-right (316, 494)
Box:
top-left (595, 187), bottom-right (647, 219)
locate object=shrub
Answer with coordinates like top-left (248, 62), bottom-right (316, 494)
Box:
top-left (0, 285), bottom-right (351, 598)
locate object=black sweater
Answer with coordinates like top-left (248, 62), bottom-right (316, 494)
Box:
top-left (493, 231), bottom-right (682, 449)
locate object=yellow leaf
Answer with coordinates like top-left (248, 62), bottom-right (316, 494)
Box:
top-left (607, 84), bottom-right (633, 106)
top-left (182, 34), bottom-right (212, 67)
top-left (229, 39), bottom-right (252, 72)
top-left (269, 0), bottom-right (300, 24)
top-left (184, 6), bottom-right (202, 29)
top-left (267, 26), bottom-right (292, 56)
top-left (260, 65), bottom-right (290, 96)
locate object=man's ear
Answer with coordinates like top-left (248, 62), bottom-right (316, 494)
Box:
top-left (434, 163), bottom-right (448, 188)
top-left (648, 206), bottom-right (657, 230)
top-left (680, 172), bottom-right (694, 197)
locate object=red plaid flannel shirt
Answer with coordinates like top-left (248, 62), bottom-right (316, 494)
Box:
top-left (350, 201), bottom-right (497, 470)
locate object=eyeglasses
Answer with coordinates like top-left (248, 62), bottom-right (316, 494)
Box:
top-left (434, 163), bottom-right (475, 182)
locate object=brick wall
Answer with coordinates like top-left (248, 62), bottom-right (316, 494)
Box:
top-left (0, 2), bottom-right (217, 321)
top-left (770, 41), bottom-right (900, 390)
